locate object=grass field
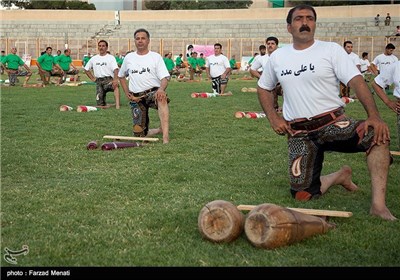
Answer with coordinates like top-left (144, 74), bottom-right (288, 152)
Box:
top-left (1, 71), bottom-right (399, 269)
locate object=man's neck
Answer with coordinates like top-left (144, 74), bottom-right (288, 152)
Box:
top-left (293, 39), bottom-right (315, 51)
top-left (137, 49), bottom-right (150, 55)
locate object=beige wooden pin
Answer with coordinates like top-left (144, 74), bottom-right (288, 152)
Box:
top-left (237, 204), bottom-right (352, 218)
top-left (390, 151), bottom-right (400, 156)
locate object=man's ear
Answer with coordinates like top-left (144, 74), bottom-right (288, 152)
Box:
top-left (287, 24), bottom-right (292, 35)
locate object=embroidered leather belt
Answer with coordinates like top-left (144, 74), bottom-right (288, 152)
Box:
top-left (96, 76), bottom-right (112, 81)
top-left (290, 108), bottom-right (345, 131)
top-left (133, 87), bottom-right (159, 97)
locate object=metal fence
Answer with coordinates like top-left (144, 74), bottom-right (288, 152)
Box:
top-left (1, 36), bottom-right (397, 65)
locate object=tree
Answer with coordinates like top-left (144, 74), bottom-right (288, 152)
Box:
top-left (144, 0), bottom-right (171, 10)
top-left (145, 0), bottom-right (253, 10)
top-left (296, 0), bottom-right (399, 6)
top-left (0, 0), bottom-right (96, 10)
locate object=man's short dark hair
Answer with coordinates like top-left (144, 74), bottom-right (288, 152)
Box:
top-left (214, 43), bottom-right (222, 49)
top-left (343, 40), bottom-right (353, 47)
top-left (386, 43), bottom-right (396, 50)
top-left (266, 36), bottom-right (279, 45)
top-left (98, 40), bottom-right (108, 47)
top-left (362, 52), bottom-right (368, 58)
top-left (259, 45), bottom-right (266, 51)
top-left (286, 4), bottom-right (317, 24)
top-left (134, 28), bottom-right (150, 39)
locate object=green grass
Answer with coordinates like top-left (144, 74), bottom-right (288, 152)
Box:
top-left (1, 72), bottom-right (399, 267)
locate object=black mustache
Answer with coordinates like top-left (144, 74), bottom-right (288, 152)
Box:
top-left (299, 26), bottom-right (311, 32)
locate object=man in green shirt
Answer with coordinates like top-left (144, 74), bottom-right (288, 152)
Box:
top-left (188, 52), bottom-right (202, 81)
top-left (229, 55), bottom-right (238, 70)
top-left (164, 52), bottom-right (179, 77)
top-left (56, 49), bottom-right (80, 84)
top-left (198, 53), bottom-right (206, 70)
top-left (115, 53), bottom-right (123, 67)
top-left (246, 52), bottom-right (259, 71)
top-left (1, 47), bottom-right (32, 86)
top-left (82, 53), bottom-right (91, 67)
top-left (175, 53), bottom-right (184, 69)
top-left (37, 46), bottom-right (62, 86)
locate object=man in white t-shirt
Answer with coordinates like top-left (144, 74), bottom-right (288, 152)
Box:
top-left (205, 43), bottom-right (231, 95)
top-left (118, 28), bottom-right (170, 144)
top-left (372, 61), bottom-right (400, 150)
top-left (249, 44), bottom-right (267, 78)
top-left (250, 37), bottom-right (281, 111)
top-left (360, 52), bottom-right (372, 82)
top-left (340, 40), bottom-right (361, 97)
top-left (257, 4), bottom-right (396, 221)
top-left (84, 40), bottom-right (120, 109)
top-left (371, 43), bottom-right (398, 77)
top-left (250, 37), bottom-right (280, 78)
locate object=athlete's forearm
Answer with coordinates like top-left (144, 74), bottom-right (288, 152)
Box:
top-left (350, 76), bottom-right (381, 118)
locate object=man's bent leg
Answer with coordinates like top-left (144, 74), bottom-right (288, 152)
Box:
top-left (320, 165), bottom-right (358, 194)
top-left (367, 143), bottom-right (397, 221)
top-left (130, 101), bottom-right (149, 137)
top-left (9, 71), bottom-right (17, 86)
top-left (157, 100), bottom-right (169, 144)
top-left (97, 81), bottom-right (112, 106)
top-left (288, 135), bottom-right (324, 201)
top-left (114, 87), bottom-right (120, 109)
top-left (23, 72), bottom-right (32, 86)
top-left (211, 77), bottom-right (220, 94)
top-left (220, 77), bottom-right (229, 95)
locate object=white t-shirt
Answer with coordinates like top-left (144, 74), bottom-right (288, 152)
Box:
top-left (372, 53), bottom-right (399, 76)
top-left (374, 61), bottom-right (400, 98)
top-left (118, 51), bottom-right (170, 93)
top-left (84, 53), bottom-right (118, 78)
top-left (360, 58), bottom-right (371, 73)
top-left (250, 54), bottom-right (270, 72)
top-left (258, 40), bottom-right (361, 121)
top-left (205, 54), bottom-right (230, 78)
top-left (349, 52), bottom-right (361, 68)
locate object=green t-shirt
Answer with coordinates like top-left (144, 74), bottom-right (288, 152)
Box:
top-left (83, 56), bottom-right (91, 67)
top-left (229, 59), bottom-right (237, 69)
top-left (115, 56), bottom-right (123, 66)
top-left (197, 57), bottom-right (206, 67)
top-left (175, 56), bottom-right (183, 66)
top-left (248, 56), bottom-right (255, 65)
top-left (3, 54), bottom-right (25, 70)
top-left (37, 53), bottom-right (55, 71)
top-left (0, 55), bottom-right (6, 64)
top-left (56, 54), bottom-right (72, 71)
top-left (164, 58), bottom-right (175, 71)
top-left (188, 57), bottom-right (198, 69)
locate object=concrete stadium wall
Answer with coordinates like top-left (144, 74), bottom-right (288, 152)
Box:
top-left (1, 5), bottom-right (398, 41)
top-left (1, 4), bottom-right (399, 62)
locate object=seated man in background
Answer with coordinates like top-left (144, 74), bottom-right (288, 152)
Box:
top-left (188, 52), bottom-right (202, 81)
top-left (1, 47), bottom-right (33, 87)
top-left (55, 49), bottom-right (80, 84)
top-left (163, 52), bottom-right (180, 78)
